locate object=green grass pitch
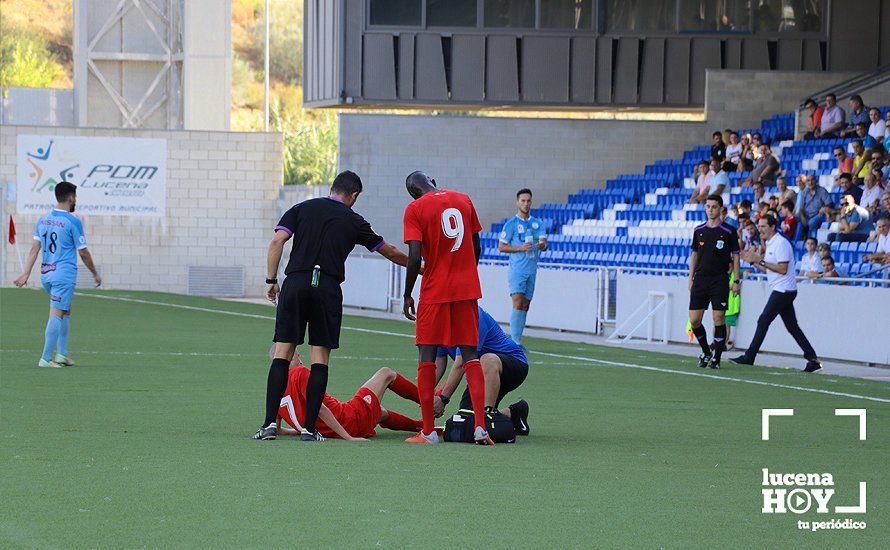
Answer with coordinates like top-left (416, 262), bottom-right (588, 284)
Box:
top-left (1, 287), bottom-right (887, 547)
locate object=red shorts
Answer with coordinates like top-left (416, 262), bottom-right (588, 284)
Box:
top-left (415, 299), bottom-right (479, 346)
top-left (340, 387), bottom-right (381, 438)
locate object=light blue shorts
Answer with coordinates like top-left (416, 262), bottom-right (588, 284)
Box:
top-left (508, 269), bottom-right (537, 300)
top-left (42, 279), bottom-right (76, 311)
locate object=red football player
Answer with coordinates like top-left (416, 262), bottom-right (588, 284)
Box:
top-left (402, 171), bottom-right (492, 445)
top-left (277, 353), bottom-right (424, 440)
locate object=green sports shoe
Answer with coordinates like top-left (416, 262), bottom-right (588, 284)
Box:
top-left (38, 358), bottom-right (62, 369)
top-left (53, 354), bottom-right (74, 366)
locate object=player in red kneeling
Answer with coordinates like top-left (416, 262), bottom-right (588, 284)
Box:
top-left (401, 171), bottom-right (493, 445)
top-left (277, 354), bottom-right (424, 440)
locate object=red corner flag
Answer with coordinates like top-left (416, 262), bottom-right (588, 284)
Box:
top-left (7, 216), bottom-right (15, 245)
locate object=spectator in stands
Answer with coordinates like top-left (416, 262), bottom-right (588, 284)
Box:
top-left (709, 159), bottom-right (730, 199)
top-left (840, 95), bottom-right (868, 138)
top-left (741, 219), bottom-right (761, 250)
top-left (834, 146), bottom-right (854, 174)
top-left (850, 139), bottom-right (871, 179)
top-left (797, 174), bottom-right (833, 237)
top-left (799, 237), bottom-right (821, 280)
top-left (723, 205), bottom-right (738, 229)
top-left (740, 133), bottom-right (755, 171)
top-left (725, 131), bottom-right (742, 170)
top-left (837, 172), bottom-right (863, 205)
top-left (689, 160), bottom-right (712, 204)
top-left (768, 195), bottom-right (780, 215)
top-left (817, 94), bottom-right (845, 139)
top-left (755, 201), bottom-right (770, 221)
top-left (830, 194), bottom-right (874, 243)
top-left (737, 199), bottom-right (753, 218)
top-left (752, 181), bottom-right (766, 204)
top-left (871, 146), bottom-right (889, 180)
top-left (751, 134), bottom-right (763, 160)
top-left (885, 119), bottom-right (890, 152)
top-left (810, 256), bottom-right (840, 282)
top-left (779, 200), bottom-right (797, 238)
top-left (863, 217), bottom-right (890, 264)
top-left (878, 192), bottom-right (890, 219)
top-left (775, 176), bottom-right (797, 207)
top-left (803, 98), bottom-right (824, 140)
top-left (868, 107), bottom-right (885, 141)
top-left (861, 171), bottom-right (883, 212)
top-left (855, 122), bottom-right (879, 152)
top-left (711, 131), bottom-right (726, 162)
top-left (745, 144), bottom-right (780, 186)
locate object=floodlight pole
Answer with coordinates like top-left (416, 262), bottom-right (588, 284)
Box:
top-left (263, 0), bottom-right (270, 132)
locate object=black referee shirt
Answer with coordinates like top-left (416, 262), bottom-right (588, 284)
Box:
top-left (275, 197), bottom-right (384, 283)
top-left (691, 221), bottom-right (740, 276)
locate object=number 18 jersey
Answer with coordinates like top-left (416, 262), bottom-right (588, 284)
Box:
top-left (33, 209), bottom-right (87, 283)
top-left (403, 189), bottom-right (483, 304)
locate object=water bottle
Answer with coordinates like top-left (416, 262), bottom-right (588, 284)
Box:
top-left (525, 233), bottom-right (534, 258)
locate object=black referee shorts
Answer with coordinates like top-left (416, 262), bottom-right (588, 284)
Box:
top-left (273, 271), bottom-right (343, 349)
top-left (459, 353), bottom-right (529, 410)
top-left (689, 274), bottom-right (730, 311)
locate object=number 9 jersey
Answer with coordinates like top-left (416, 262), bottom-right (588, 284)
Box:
top-left (34, 209), bottom-right (87, 283)
top-left (403, 189), bottom-right (483, 304)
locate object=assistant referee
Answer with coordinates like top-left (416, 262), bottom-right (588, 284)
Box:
top-left (688, 194), bottom-right (740, 370)
top-left (252, 171), bottom-right (409, 441)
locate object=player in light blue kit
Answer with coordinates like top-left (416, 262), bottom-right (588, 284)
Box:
top-left (498, 188), bottom-right (547, 343)
top-left (15, 182), bottom-right (101, 368)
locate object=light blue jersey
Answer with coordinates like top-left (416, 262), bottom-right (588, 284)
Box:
top-left (500, 215), bottom-right (545, 274)
top-left (34, 209), bottom-right (86, 283)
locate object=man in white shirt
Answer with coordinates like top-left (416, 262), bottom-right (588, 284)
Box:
top-left (798, 237), bottom-right (821, 282)
top-left (864, 217), bottom-right (890, 264)
top-left (730, 215), bottom-right (822, 373)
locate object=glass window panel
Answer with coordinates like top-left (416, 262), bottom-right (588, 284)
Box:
top-left (540, 0), bottom-right (594, 29)
top-left (776, 0), bottom-right (822, 32)
top-left (428, 0), bottom-right (478, 27)
top-left (484, 0), bottom-right (535, 28)
top-left (606, 0), bottom-right (677, 32)
top-left (369, 0), bottom-right (422, 26)
top-left (679, 0), bottom-right (751, 32)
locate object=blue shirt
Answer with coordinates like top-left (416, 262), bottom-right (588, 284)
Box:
top-left (33, 209), bottom-right (86, 282)
top-left (437, 307), bottom-right (528, 364)
top-left (844, 205), bottom-right (874, 235)
top-left (708, 170), bottom-right (730, 195)
top-left (849, 107), bottom-right (869, 127)
top-left (500, 215), bottom-right (545, 274)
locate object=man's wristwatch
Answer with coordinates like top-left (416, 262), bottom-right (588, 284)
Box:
top-left (266, 278), bottom-right (278, 284)
top-left (758, 260), bottom-right (766, 267)
top-left (438, 394), bottom-right (450, 405)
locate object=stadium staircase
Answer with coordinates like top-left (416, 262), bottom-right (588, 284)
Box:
top-left (480, 111), bottom-right (886, 282)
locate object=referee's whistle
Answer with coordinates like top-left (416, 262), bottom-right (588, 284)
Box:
top-left (311, 265), bottom-right (321, 287)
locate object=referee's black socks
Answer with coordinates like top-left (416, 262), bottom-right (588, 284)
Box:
top-left (691, 324), bottom-right (710, 355)
top-left (263, 358), bottom-right (290, 427)
top-left (712, 324), bottom-right (727, 361)
top-left (303, 363), bottom-right (329, 434)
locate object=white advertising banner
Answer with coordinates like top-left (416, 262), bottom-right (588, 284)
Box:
top-left (17, 135), bottom-right (166, 217)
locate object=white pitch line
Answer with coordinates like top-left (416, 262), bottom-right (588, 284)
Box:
top-left (0, 349), bottom-right (406, 362)
top-left (71, 293), bottom-right (890, 404)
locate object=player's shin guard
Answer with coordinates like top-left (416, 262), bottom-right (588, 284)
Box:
top-left (390, 372), bottom-right (420, 403)
top-left (691, 323), bottom-right (710, 355)
top-left (380, 411), bottom-right (423, 432)
top-left (463, 359), bottom-right (487, 431)
top-left (712, 324), bottom-right (727, 361)
top-left (303, 363), bottom-right (329, 433)
top-left (263, 358), bottom-right (290, 427)
top-left (41, 315), bottom-right (62, 362)
top-left (417, 362), bottom-right (437, 436)
top-left (57, 316), bottom-right (70, 357)
top-left (510, 309), bottom-right (527, 343)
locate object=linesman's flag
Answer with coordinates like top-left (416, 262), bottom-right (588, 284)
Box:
top-left (8, 215), bottom-right (15, 245)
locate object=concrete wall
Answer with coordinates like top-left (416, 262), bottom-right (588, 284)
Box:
top-left (703, 70), bottom-right (859, 139)
top-left (338, 113), bottom-right (707, 245)
top-left (1, 125), bottom-right (281, 296)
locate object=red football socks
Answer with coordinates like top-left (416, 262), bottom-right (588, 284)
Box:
top-left (417, 361), bottom-right (437, 436)
top-left (380, 411), bottom-right (423, 432)
top-left (390, 372), bottom-right (420, 403)
top-left (463, 359), bottom-right (487, 431)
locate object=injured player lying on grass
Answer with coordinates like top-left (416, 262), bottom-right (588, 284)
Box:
top-left (274, 353), bottom-right (427, 441)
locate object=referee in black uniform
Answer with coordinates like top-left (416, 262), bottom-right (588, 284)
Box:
top-left (688, 194), bottom-right (741, 370)
top-left (252, 171), bottom-right (409, 441)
